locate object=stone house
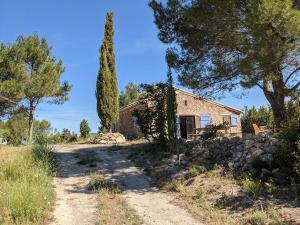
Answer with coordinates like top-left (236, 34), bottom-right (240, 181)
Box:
top-left (118, 88), bottom-right (242, 139)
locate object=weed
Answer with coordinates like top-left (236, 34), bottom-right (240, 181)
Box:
top-left (193, 186), bottom-right (204, 200)
top-left (247, 210), bottom-right (267, 225)
top-left (88, 173), bottom-right (120, 194)
top-left (162, 179), bottom-right (184, 192)
top-left (185, 165), bottom-right (207, 179)
top-left (242, 177), bottom-right (263, 199)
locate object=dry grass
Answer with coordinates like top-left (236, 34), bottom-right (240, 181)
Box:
top-left (0, 145), bottom-right (55, 225)
top-left (88, 172), bottom-right (143, 225)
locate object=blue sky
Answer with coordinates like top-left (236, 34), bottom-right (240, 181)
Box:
top-left (0, 0), bottom-right (268, 133)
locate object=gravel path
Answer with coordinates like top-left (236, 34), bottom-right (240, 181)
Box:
top-left (50, 144), bottom-right (203, 225)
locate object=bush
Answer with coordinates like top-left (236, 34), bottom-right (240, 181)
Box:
top-left (246, 210), bottom-right (267, 225)
top-left (274, 125), bottom-right (300, 180)
top-left (68, 132), bottom-right (78, 143)
top-left (201, 124), bottom-right (226, 140)
top-left (186, 165), bottom-right (207, 179)
top-left (193, 186), bottom-right (204, 200)
top-left (242, 177), bottom-right (263, 199)
top-left (162, 179), bottom-right (184, 192)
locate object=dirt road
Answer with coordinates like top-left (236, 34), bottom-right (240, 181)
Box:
top-left (50, 144), bottom-right (203, 225)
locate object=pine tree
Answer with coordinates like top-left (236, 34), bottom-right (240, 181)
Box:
top-left (166, 68), bottom-right (177, 143)
top-left (80, 119), bottom-right (91, 138)
top-left (96, 12), bottom-right (119, 132)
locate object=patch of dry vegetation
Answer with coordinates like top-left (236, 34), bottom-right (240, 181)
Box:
top-left (88, 172), bottom-right (143, 225)
top-left (127, 143), bottom-right (297, 225)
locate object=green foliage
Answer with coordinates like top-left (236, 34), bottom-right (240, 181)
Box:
top-left (241, 106), bottom-right (274, 133)
top-left (5, 112), bottom-right (28, 146)
top-left (48, 132), bottom-right (62, 144)
top-left (247, 210), bottom-right (267, 225)
top-left (133, 83), bottom-right (168, 144)
top-left (242, 177), bottom-right (263, 199)
top-left (150, 0), bottom-right (300, 127)
top-left (273, 96), bottom-right (300, 180)
top-left (162, 179), bottom-right (184, 192)
top-left (201, 124), bottom-right (226, 140)
top-left (0, 34), bottom-right (71, 142)
top-left (119, 82), bottom-right (141, 108)
top-left (193, 186), bottom-right (204, 200)
top-left (61, 128), bottom-right (71, 142)
top-left (80, 119), bottom-right (91, 138)
top-left (69, 132), bottom-right (78, 143)
top-left (0, 147), bottom-right (55, 224)
top-left (166, 68), bottom-right (177, 143)
top-left (186, 165), bottom-right (207, 179)
top-left (96, 12), bottom-right (119, 132)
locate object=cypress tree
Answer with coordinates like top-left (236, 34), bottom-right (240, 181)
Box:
top-left (96, 12), bottom-right (119, 132)
top-left (166, 68), bottom-right (177, 142)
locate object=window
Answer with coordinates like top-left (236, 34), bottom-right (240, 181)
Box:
top-left (231, 115), bottom-right (238, 127)
top-left (223, 115), bottom-right (231, 125)
top-left (200, 114), bottom-right (211, 128)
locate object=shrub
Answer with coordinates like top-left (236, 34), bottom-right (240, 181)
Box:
top-left (68, 132), bottom-right (78, 143)
top-left (193, 186), bottom-right (204, 200)
top-left (88, 173), bottom-right (120, 194)
top-left (201, 124), bottom-right (226, 140)
top-left (186, 165), bottom-right (207, 179)
top-left (246, 210), bottom-right (267, 225)
top-left (242, 177), bottom-right (263, 199)
top-left (163, 179), bottom-right (184, 192)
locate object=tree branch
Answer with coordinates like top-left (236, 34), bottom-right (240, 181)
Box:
top-left (284, 66), bottom-right (300, 86)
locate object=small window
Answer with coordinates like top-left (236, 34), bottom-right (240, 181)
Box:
top-left (231, 115), bottom-right (238, 127)
top-left (200, 114), bottom-right (211, 128)
top-left (184, 100), bottom-right (188, 106)
top-left (223, 115), bottom-right (231, 126)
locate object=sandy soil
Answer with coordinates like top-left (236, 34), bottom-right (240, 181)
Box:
top-left (50, 144), bottom-right (203, 225)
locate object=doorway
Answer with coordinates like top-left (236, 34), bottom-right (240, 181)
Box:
top-left (180, 116), bottom-right (195, 139)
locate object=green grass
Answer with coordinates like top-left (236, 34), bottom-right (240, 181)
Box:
top-left (242, 177), bottom-right (263, 200)
top-left (185, 165), bottom-right (207, 179)
top-left (0, 145), bottom-right (55, 225)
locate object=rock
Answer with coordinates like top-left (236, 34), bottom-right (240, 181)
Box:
top-left (228, 162), bottom-right (234, 169)
top-left (272, 168), bottom-right (279, 174)
top-left (245, 139), bottom-right (255, 148)
top-left (252, 149), bottom-right (264, 158)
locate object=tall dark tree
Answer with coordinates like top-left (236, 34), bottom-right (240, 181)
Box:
top-left (150, 0), bottom-right (300, 128)
top-left (96, 12), bottom-right (119, 132)
top-left (166, 68), bottom-right (177, 142)
top-left (0, 35), bottom-right (71, 143)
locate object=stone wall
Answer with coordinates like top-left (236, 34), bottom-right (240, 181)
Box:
top-left (188, 134), bottom-right (278, 178)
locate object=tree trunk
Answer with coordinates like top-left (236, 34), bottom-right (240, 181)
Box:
top-left (262, 70), bottom-right (286, 128)
top-left (28, 103), bottom-right (34, 145)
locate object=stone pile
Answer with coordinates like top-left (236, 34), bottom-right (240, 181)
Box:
top-left (92, 132), bottom-right (126, 145)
